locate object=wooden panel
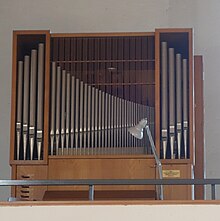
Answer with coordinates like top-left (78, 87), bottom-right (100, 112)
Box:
top-left (161, 163), bottom-right (193, 200)
top-left (51, 32), bottom-right (155, 38)
top-left (43, 31), bottom-right (51, 163)
top-left (10, 31), bottom-right (18, 164)
top-left (188, 29), bottom-right (194, 161)
top-left (1, 199), bottom-right (220, 206)
top-left (43, 190), bottom-right (156, 201)
top-left (154, 30), bottom-right (161, 156)
top-left (16, 165), bottom-right (48, 200)
top-left (11, 165), bottom-right (17, 197)
top-left (194, 55), bottom-right (205, 200)
top-left (48, 158), bottom-right (155, 191)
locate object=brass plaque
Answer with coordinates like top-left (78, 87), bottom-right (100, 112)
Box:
top-left (162, 170), bottom-right (181, 178)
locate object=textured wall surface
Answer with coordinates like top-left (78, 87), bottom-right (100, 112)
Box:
top-left (1, 204), bottom-right (220, 221)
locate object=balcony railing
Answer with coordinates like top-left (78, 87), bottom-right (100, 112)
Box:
top-left (0, 179), bottom-right (218, 200)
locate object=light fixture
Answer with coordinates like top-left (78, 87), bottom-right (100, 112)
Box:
top-left (128, 118), bottom-right (163, 200)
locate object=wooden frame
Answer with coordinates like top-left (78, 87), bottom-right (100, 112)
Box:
top-left (155, 28), bottom-right (193, 162)
top-left (10, 30), bottom-right (50, 165)
top-left (194, 55), bottom-right (205, 199)
top-left (9, 29), bottom-right (197, 200)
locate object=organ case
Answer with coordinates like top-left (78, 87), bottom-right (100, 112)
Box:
top-left (10, 29), bottom-right (195, 200)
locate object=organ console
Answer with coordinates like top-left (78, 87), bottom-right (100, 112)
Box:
top-left (9, 29), bottom-right (198, 200)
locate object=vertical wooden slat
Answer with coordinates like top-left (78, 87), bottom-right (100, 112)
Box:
top-left (117, 37), bottom-right (124, 99)
top-left (188, 29), bottom-right (194, 161)
top-left (194, 55), bottom-right (205, 200)
top-left (149, 36), bottom-right (156, 144)
top-left (70, 38), bottom-right (76, 76)
top-left (82, 38), bottom-right (88, 83)
top-left (154, 30), bottom-right (161, 155)
top-left (52, 38), bottom-right (59, 62)
top-left (123, 37), bottom-right (130, 101)
top-left (65, 37), bottom-right (71, 72)
top-left (10, 32), bottom-right (18, 163)
top-left (94, 38), bottom-right (100, 86)
top-left (111, 37), bottom-right (118, 96)
top-left (11, 165), bottom-right (17, 197)
top-left (59, 38), bottom-right (64, 69)
top-left (141, 36), bottom-right (148, 106)
top-left (76, 38), bottom-right (82, 80)
top-left (88, 38), bottom-right (94, 84)
top-left (135, 37), bottom-right (142, 106)
top-left (148, 36), bottom-right (155, 107)
top-left (129, 37), bottom-right (136, 103)
top-left (100, 38), bottom-right (106, 92)
top-left (43, 31), bottom-right (51, 162)
top-left (106, 38), bottom-right (112, 94)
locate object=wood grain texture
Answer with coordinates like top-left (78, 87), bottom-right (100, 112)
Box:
top-left (2, 200), bottom-right (220, 206)
top-left (48, 158), bottom-right (156, 191)
top-left (188, 29), bottom-right (194, 162)
top-left (16, 165), bottom-right (48, 200)
top-left (43, 190), bottom-right (156, 201)
top-left (154, 29), bottom-right (161, 155)
top-left (160, 163), bottom-right (193, 200)
top-left (43, 31), bottom-right (51, 163)
top-left (11, 165), bottom-right (17, 197)
top-left (51, 32), bottom-right (155, 38)
top-left (194, 55), bottom-right (205, 200)
top-left (10, 31), bottom-right (18, 164)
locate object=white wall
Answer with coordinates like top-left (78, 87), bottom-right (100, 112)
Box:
top-left (0, 0), bottom-right (219, 200)
top-left (1, 203), bottom-right (220, 221)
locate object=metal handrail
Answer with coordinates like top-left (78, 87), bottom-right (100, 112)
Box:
top-left (0, 179), bottom-right (218, 200)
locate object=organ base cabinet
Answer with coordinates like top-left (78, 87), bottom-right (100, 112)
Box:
top-left (161, 163), bottom-right (193, 200)
top-left (12, 165), bottom-right (47, 201)
top-left (10, 28), bottom-right (201, 200)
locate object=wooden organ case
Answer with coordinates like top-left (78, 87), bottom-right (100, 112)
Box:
top-left (10, 29), bottom-right (195, 201)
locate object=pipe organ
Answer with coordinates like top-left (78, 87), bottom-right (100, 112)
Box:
top-left (10, 29), bottom-right (196, 200)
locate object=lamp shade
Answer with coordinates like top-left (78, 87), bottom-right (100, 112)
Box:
top-left (128, 118), bottom-right (148, 139)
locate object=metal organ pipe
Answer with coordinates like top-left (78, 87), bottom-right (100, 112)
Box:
top-left (48, 66), bottom-right (152, 156)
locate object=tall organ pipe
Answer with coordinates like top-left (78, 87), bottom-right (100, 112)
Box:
top-left (169, 48), bottom-right (175, 159)
top-left (37, 43), bottom-right (44, 160)
top-left (176, 54), bottom-right (182, 159)
top-left (23, 55), bottom-right (30, 160)
top-left (161, 42), bottom-right (168, 159)
top-left (29, 49), bottom-right (37, 160)
top-left (16, 61), bottom-right (23, 160)
top-left (55, 66), bottom-right (61, 155)
top-left (50, 62), bottom-right (56, 156)
top-left (183, 59), bottom-right (188, 158)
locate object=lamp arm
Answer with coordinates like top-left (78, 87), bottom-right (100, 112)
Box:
top-left (145, 125), bottom-right (162, 177)
top-left (145, 124), bottom-right (163, 200)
